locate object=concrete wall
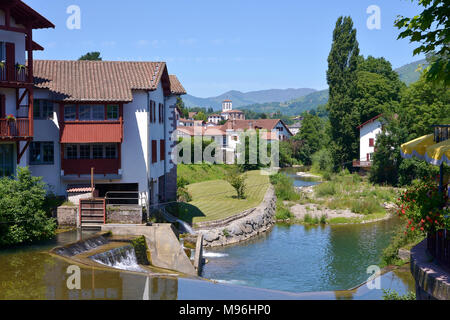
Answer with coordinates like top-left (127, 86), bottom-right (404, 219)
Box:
top-left (106, 206), bottom-right (142, 224)
top-left (57, 206), bottom-right (78, 227)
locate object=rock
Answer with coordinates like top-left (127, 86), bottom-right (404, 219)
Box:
top-left (203, 230), bottom-right (220, 243)
top-left (398, 248), bottom-right (410, 261)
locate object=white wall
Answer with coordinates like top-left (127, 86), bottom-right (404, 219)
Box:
top-left (0, 29), bottom-right (26, 65)
top-left (359, 120), bottom-right (382, 162)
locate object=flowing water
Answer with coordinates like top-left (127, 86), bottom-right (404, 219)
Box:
top-left (89, 245), bottom-right (146, 273)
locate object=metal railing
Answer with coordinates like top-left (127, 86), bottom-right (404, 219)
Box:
top-left (433, 125), bottom-right (450, 143)
top-left (105, 191), bottom-right (140, 206)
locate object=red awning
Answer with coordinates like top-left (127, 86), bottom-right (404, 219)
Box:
top-left (60, 122), bottom-right (123, 143)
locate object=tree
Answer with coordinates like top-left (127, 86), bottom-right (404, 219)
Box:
top-left (176, 97), bottom-right (189, 119)
top-left (293, 113), bottom-right (329, 165)
top-left (398, 74), bottom-right (450, 140)
top-left (226, 171), bottom-right (247, 199)
top-left (395, 0), bottom-right (449, 85)
top-left (193, 112), bottom-right (207, 122)
top-left (0, 168), bottom-right (56, 247)
top-left (326, 16), bottom-right (360, 170)
top-left (355, 56), bottom-right (405, 123)
top-left (78, 52), bottom-right (102, 61)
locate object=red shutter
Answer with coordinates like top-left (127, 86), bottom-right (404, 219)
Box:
top-left (0, 94), bottom-right (5, 118)
top-left (6, 42), bottom-right (15, 81)
top-left (369, 138), bottom-right (375, 147)
top-left (160, 140), bottom-right (165, 161)
top-left (152, 140), bottom-right (157, 163)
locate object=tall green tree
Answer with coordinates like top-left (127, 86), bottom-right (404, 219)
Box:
top-left (395, 0), bottom-right (449, 86)
top-left (355, 56), bottom-right (405, 123)
top-left (326, 16), bottom-right (360, 169)
top-left (398, 74), bottom-right (450, 140)
top-left (176, 97), bottom-right (189, 118)
top-left (78, 52), bottom-right (102, 61)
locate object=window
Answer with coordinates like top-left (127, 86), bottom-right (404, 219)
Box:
top-left (65, 145), bottom-right (78, 160)
top-left (64, 105), bottom-right (76, 121)
top-left (0, 144), bottom-right (14, 177)
top-left (79, 105), bottom-right (104, 121)
top-left (29, 142), bottom-right (54, 165)
top-left (107, 105), bottom-right (119, 120)
top-left (105, 144), bottom-right (118, 159)
top-left (33, 100), bottom-right (54, 120)
top-left (369, 138), bottom-right (375, 147)
top-left (93, 145), bottom-right (104, 159)
top-left (223, 136), bottom-right (227, 146)
top-left (160, 140), bottom-right (165, 161)
top-left (0, 42), bottom-right (5, 63)
top-left (152, 140), bottom-right (157, 163)
top-left (79, 145), bottom-right (90, 159)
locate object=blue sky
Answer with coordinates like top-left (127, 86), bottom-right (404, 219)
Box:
top-left (27, 0), bottom-right (425, 97)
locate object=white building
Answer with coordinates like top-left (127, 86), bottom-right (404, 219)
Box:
top-left (207, 114), bottom-right (222, 124)
top-left (354, 114), bottom-right (383, 168)
top-left (220, 100), bottom-right (245, 121)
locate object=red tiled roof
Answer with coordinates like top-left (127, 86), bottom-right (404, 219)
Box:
top-left (33, 60), bottom-right (183, 102)
top-left (169, 75), bottom-right (186, 95)
top-left (67, 184), bottom-right (93, 193)
top-left (357, 114), bottom-right (383, 129)
top-left (222, 110), bottom-right (243, 113)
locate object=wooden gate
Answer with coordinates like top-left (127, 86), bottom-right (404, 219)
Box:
top-left (79, 199), bottom-right (106, 230)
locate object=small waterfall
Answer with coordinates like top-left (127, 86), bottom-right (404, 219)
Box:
top-left (177, 219), bottom-right (195, 234)
top-left (203, 251), bottom-right (229, 258)
top-left (89, 245), bottom-right (145, 273)
top-left (54, 236), bottom-right (109, 257)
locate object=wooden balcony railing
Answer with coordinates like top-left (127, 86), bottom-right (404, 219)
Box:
top-left (0, 119), bottom-right (31, 138)
top-left (62, 159), bottom-right (121, 176)
top-left (427, 230), bottom-right (450, 269)
top-left (353, 160), bottom-right (372, 168)
top-left (0, 65), bottom-right (29, 83)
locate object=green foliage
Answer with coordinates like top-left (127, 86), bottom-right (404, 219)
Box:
top-left (78, 52), bottom-right (102, 61)
top-left (177, 176), bottom-right (190, 189)
top-left (350, 198), bottom-right (383, 215)
top-left (311, 149), bottom-right (333, 174)
top-left (382, 290), bottom-right (416, 301)
top-left (177, 187), bottom-right (192, 203)
top-left (381, 226), bottom-right (424, 267)
top-left (279, 140), bottom-right (301, 167)
top-left (398, 158), bottom-right (440, 186)
top-left (270, 173), bottom-right (300, 201)
top-left (398, 75), bottom-right (450, 139)
top-left (237, 130), bottom-right (270, 171)
top-left (226, 171), bottom-right (247, 199)
top-left (327, 16), bottom-right (360, 170)
top-left (395, 0), bottom-right (449, 85)
top-left (176, 97), bottom-right (189, 118)
top-left (193, 112), bottom-right (207, 122)
top-left (131, 236), bottom-right (150, 265)
top-left (395, 59), bottom-right (428, 85)
top-left (275, 204), bottom-right (294, 221)
top-left (315, 181), bottom-right (337, 197)
top-left (294, 114), bottom-right (330, 165)
top-left (0, 167), bottom-right (56, 247)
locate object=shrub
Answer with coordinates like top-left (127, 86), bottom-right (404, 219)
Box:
top-left (276, 204), bottom-right (294, 220)
top-left (226, 172), bottom-right (247, 199)
top-left (177, 176), bottom-right (190, 189)
top-left (350, 198), bottom-right (384, 215)
top-left (270, 173), bottom-right (300, 201)
top-left (320, 214), bottom-right (327, 224)
top-left (382, 290), bottom-right (416, 300)
top-left (311, 149), bottom-right (333, 173)
top-left (131, 236), bottom-right (150, 265)
top-left (0, 167), bottom-right (56, 247)
top-left (381, 227), bottom-right (424, 266)
top-left (315, 181), bottom-right (337, 197)
top-left (177, 188), bottom-right (192, 203)
top-left (303, 214), bottom-right (313, 224)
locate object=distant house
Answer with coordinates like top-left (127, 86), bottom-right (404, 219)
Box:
top-left (353, 114), bottom-right (383, 168)
top-left (288, 121), bottom-right (302, 136)
top-left (207, 114), bottom-right (222, 124)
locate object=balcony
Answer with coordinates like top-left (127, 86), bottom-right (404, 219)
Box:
top-left (353, 160), bottom-right (372, 168)
top-left (0, 65), bottom-right (29, 85)
top-left (60, 120), bottom-right (123, 144)
top-left (62, 158), bottom-right (121, 176)
top-left (0, 118), bottom-right (31, 140)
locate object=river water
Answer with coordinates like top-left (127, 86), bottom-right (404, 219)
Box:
top-left (200, 168), bottom-right (416, 297)
top-left (0, 169), bottom-right (415, 299)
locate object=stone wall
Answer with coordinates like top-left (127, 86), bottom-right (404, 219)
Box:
top-left (57, 206), bottom-right (78, 227)
top-left (197, 186), bottom-right (277, 248)
top-left (106, 206), bottom-right (143, 224)
top-left (410, 239), bottom-right (450, 300)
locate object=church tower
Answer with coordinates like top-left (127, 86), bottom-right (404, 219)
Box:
top-left (222, 100), bottom-right (232, 112)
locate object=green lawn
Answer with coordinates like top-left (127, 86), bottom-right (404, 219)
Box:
top-left (178, 170), bottom-right (270, 224)
top-left (177, 163), bottom-right (237, 184)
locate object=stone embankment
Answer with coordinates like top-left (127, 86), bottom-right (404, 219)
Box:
top-left (196, 186), bottom-right (277, 248)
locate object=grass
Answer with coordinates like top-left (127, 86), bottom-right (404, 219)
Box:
top-left (310, 173), bottom-right (398, 216)
top-left (177, 163), bottom-right (237, 185)
top-left (178, 170), bottom-right (270, 224)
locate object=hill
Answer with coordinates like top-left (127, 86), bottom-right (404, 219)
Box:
top-left (182, 88), bottom-right (317, 110)
top-left (394, 59), bottom-right (428, 85)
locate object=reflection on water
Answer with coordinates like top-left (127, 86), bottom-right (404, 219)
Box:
top-left (201, 220), bottom-right (415, 295)
top-left (281, 167), bottom-right (321, 188)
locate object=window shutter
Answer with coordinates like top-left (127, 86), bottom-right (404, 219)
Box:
top-left (152, 140), bottom-right (157, 163)
top-left (5, 42), bottom-right (15, 81)
top-left (160, 140), bottom-right (165, 161)
top-left (0, 94), bottom-right (5, 118)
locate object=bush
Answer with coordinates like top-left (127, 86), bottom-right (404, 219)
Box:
top-left (131, 236), bottom-right (150, 265)
top-left (381, 227), bottom-right (424, 266)
top-left (311, 149), bottom-right (333, 173)
top-left (177, 188), bottom-right (192, 203)
top-left (315, 181), bottom-right (337, 197)
top-left (270, 173), bottom-right (300, 201)
top-left (350, 198), bottom-right (384, 215)
top-left (226, 172), bottom-right (247, 199)
top-left (0, 167), bottom-right (56, 247)
top-left (275, 204), bottom-right (294, 220)
top-left (382, 290), bottom-right (416, 300)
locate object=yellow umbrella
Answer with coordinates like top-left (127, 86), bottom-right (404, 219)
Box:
top-left (400, 134), bottom-right (435, 161)
top-left (425, 139), bottom-right (450, 166)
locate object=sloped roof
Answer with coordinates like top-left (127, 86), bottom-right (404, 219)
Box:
top-left (33, 60), bottom-right (183, 102)
top-left (169, 75), bottom-right (186, 95)
top-left (357, 114), bottom-right (383, 129)
top-left (222, 119), bottom-right (293, 136)
top-left (5, 0), bottom-right (55, 29)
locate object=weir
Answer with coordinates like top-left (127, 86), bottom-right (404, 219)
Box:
top-left (89, 245), bottom-right (146, 273)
